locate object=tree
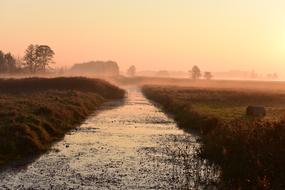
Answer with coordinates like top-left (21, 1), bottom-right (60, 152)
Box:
top-left (127, 65), bottom-right (136, 77)
top-left (15, 56), bottom-right (24, 69)
top-left (267, 73), bottom-right (278, 80)
top-left (0, 51), bottom-right (5, 72)
top-left (4, 53), bottom-right (17, 72)
top-left (35, 45), bottom-right (54, 72)
top-left (24, 44), bottom-right (54, 73)
top-left (189, 65), bottom-right (201, 80)
top-left (0, 51), bottom-right (17, 73)
top-left (204, 72), bottom-right (213, 80)
top-left (0, 51), bottom-right (4, 62)
top-left (23, 44), bottom-right (37, 73)
top-left (272, 73), bottom-right (278, 80)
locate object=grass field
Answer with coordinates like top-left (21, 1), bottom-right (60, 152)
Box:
top-left (144, 86), bottom-right (285, 121)
top-left (0, 77), bottom-right (125, 166)
top-left (115, 76), bottom-right (285, 92)
top-left (142, 83), bottom-right (285, 189)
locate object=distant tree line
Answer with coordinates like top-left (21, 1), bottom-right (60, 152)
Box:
top-left (189, 66), bottom-right (281, 81)
top-left (70, 61), bottom-right (119, 76)
top-left (0, 44), bottom-right (54, 74)
top-left (189, 65), bottom-right (213, 80)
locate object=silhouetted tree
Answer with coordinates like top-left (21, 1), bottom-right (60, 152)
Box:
top-left (24, 44), bottom-right (54, 73)
top-left (0, 51), bottom-right (5, 72)
top-left (35, 45), bottom-right (54, 72)
top-left (23, 44), bottom-right (37, 73)
top-left (0, 50), bottom-right (17, 73)
top-left (273, 73), bottom-right (278, 80)
top-left (267, 73), bottom-right (278, 80)
top-left (15, 56), bottom-right (24, 69)
top-left (189, 65), bottom-right (201, 80)
top-left (204, 72), bottom-right (213, 80)
top-left (5, 53), bottom-right (17, 72)
top-left (127, 65), bottom-right (136, 77)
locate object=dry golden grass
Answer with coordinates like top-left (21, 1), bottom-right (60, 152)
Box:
top-left (144, 85), bottom-right (285, 121)
top-left (142, 84), bottom-right (285, 189)
top-left (0, 77), bottom-right (125, 166)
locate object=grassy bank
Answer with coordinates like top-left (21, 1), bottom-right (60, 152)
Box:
top-left (0, 77), bottom-right (125, 166)
top-left (142, 85), bottom-right (285, 189)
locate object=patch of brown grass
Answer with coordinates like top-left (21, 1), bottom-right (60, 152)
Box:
top-left (0, 77), bottom-right (125, 166)
top-left (142, 85), bottom-right (285, 189)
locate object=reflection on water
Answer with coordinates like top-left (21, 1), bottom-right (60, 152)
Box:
top-left (0, 87), bottom-right (219, 189)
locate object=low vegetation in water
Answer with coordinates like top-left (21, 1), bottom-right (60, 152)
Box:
top-left (0, 77), bottom-right (125, 166)
top-left (142, 85), bottom-right (285, 189)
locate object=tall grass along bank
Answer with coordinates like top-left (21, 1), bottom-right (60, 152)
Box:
top-left (142, 85), bottom-right (285, 189)
top-left (0, 77), bottom-right (125, 166)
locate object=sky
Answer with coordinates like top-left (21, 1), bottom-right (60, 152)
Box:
top-left (1, 0), bottom-right (285, 75)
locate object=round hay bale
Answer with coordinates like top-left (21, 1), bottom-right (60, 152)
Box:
top-left (246, 106), bottom-right (266, 117)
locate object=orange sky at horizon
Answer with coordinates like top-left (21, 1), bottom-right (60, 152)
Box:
top-left (1, 0), bottom-right (285, 76)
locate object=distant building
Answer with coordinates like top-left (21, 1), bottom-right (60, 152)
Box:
top-left (70, 61), bottom-right (119, 76)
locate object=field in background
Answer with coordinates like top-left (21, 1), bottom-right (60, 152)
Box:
top-left (0, 77), bottom-right (125, 166)
top-left (142, 84), bottom-right (285, 189)
top-left (143, 86), bottom-right (285, 121)
top-left (1, 74), bottom-right (285, 92)
top-left (115, 76), bottom-right (285, 92)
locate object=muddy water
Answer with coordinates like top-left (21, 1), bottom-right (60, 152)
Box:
top-left (0, 87), bottom-right (218, 189)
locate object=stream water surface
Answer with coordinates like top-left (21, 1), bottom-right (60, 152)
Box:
top-left (0, 87), bottom-right (218, 189)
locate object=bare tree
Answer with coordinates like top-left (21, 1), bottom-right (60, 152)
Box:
top-left (35, 45), bottom-right (54, 72)
top-left (189, 65), bottom-right (201, 80)
top-left (24, 44), bottom-right (54, 73)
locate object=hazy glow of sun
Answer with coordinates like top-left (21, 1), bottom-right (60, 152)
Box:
top-left (1, 0), bottom-right (285, 75)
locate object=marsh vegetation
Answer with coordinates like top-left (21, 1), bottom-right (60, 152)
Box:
top-left (0, 77), bottom-right (125, 166)
top-left (142, 82), bottom-right (285, 189)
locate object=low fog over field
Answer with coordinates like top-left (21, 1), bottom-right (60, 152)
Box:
top-left (1, 1), bottom-right (285, 189)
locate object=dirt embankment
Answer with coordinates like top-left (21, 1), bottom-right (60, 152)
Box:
top-left (0, 77), bottom-right (125, 166)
